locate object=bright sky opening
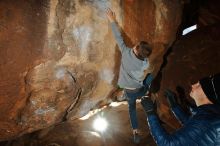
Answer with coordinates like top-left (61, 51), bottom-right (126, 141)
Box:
top-left (182, 24), bottom-right (197, 35)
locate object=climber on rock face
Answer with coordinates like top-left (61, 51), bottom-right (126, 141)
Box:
top-left (106, 8), bottom-right (153, 144)
top-left (141, 73), bottom-right (220, 146)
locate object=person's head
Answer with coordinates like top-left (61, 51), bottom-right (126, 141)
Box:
top-left (133, 41), bottom-right (152, 60)
top-left (190, 73), bottom-right (220, 106)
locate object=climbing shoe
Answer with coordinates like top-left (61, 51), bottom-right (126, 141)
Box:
top-left (133, 132), bottom-right (141, 144)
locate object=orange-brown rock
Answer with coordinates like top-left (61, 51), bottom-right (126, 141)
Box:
top-left (0, 0), bottom-right (48, 140)
top-left (123, 0), bottom-right (183, 75)
top-left (0, 0), bottom-right (183, 141)
top-left (6, 103), bottom-right (159, 146)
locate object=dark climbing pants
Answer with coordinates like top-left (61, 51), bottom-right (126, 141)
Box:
top-left (124, 74), bottom-right (153, 129)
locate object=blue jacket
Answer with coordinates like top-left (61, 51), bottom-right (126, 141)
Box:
top-left (147, 104), bottom-right (220, 146)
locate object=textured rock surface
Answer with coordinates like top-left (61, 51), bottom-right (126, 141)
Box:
top-left (157, 23), bottom-right (220, 126)
top-left (1, 0), bottom-right (220, 144)
top-left (7, 103), bottom-right (162, 146)
top-left (0, 0), bottom-right (183, 141)
top-left (0, 0), bottom-right (122, 140)
top-left (123, 0), bottom-right (183, 75)
top-left (197, 0), bottom-right (220, 27)
top-left (0, 0), bottom-right (48, 140)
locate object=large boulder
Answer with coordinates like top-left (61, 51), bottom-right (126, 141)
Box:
top-left (0, 0), bottom-right (183, 140)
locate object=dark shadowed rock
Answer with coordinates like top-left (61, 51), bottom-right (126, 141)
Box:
top-left (157, 23), bottom-right (220, 127)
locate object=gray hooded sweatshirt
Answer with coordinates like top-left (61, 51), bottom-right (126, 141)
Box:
top-left (110, 22), bottom-right (149, 89)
